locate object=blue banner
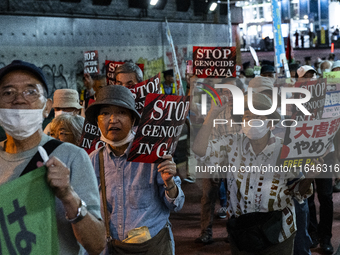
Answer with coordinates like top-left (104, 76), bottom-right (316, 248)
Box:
top-left (272, 0), bottom-right (286, 68)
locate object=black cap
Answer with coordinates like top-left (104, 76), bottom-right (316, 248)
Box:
top-left (162, 69), bottom-right (174, 77)
top-left (260, 65), bottom-right (275, 74)
top-left (304, 56), bottom-right (311, 61)
top-left (0, 60), bottom-right (49, 93)
top-left (261, 60), bottom-right (274, 66)
top-left (242, 61), bottom-right (250, 70)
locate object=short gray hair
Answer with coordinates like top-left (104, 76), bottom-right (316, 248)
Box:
top-left (114, 62), bottom-right (143, 83)
top-left (50, 114), bottom-right (85, 145)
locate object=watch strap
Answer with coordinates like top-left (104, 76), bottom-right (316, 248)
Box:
top-left (66, 200), bottom-right (87, 224)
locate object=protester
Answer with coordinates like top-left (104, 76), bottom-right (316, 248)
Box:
top-left (331, 60), bottom-right (340, 71)
top-left (297, 65), bottom-right (317, 78)
top-left (0, 60), bottom-right (105, 254)
top-left (44, 88), bottom-right (83, 135)
top-left (80, 74), bottom-right (107, 117)
top-left (193, 92), bottom-right (314, 255)
top-left (289, 63), bottom-right (300, 79)
top-left (50, 114), bottom-right (85, 145)
top-left (81, 72), bottom-right (96, 106)
top-left (195, 78), bottom-right (241, 245)
top-left (161, 69), bottom-right (176, 95)
top-left (250, 75), bottom-right (313, 255)
top-left (260, 65), bottom-right (276, 78)
top-left (86, 85), bottom-right (185, 254)
top-left (319, 60), bottom-right (332, 77)
top-left (82, 74), bottom-right (107, 110)
top-left (114, 62), bottom-right (143, 87)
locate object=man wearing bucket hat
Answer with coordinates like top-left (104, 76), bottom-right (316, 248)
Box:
top-left (0, 60), bottom-right (105, 254)
top-left (44, 88), bottom-right (83, 135)
top-left (86, 85), bottom-right (184, 255)
top-left (193, 93), bottom-right (314, 254)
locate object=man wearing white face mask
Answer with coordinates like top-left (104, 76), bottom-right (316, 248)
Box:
top-left (44, 88), bottom-right (83, 136)
top-left (0, 60), bottom-right (105, 254)
top-left (193, 93), bottom-right (315, 255)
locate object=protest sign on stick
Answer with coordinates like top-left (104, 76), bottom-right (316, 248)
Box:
top-left (126, 73), bottom-right (161, 114)
top-left (292, 78), bottom-right (327, 121)
top-left (84, 50), bottom-right (99, 74)
top-left (193, 46), bottom-right (236, 78)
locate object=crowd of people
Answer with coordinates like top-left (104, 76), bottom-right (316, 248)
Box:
top-left (0, 56), bottom-right (340, 255)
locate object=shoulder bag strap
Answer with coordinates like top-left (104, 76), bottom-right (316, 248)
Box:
top-left (20, 139), bottom-right (63, 177)
top-left (99, 148), bottom-right (113, 243)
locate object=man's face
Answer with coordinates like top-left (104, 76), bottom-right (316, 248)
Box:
top-left (261, 72), bottom-right (275, 78)
top-left (0, 70), bottom-right (47, 111)
top-left (242, 110), bottom-right (269, 127)
top-left (93, 78), bottom-right (107, 94)
top-left (50, 122), bottom-right (76, 144)
top-left (97, 105), bottom-right (133, 142)
top-left (115, 73), bottom-right (138, 87)
top-left (303, 71), bottom-right (316, 79)
top-left (165, 75), bottom-right (174, 83)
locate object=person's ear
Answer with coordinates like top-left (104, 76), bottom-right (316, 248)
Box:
top-left (43, 98), bottom-right (53, 118)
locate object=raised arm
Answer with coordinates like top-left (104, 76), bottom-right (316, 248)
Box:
top-left (192, 97), bottom-right (227, 157)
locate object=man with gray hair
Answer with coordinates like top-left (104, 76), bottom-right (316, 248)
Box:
top-left (114, 62), bottom-right (143, 87)
top-left (0, 60), bottom-right (105, 254)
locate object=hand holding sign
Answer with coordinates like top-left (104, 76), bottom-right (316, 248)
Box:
top-left (46, 156), bottom-right (73, 201)
top-left (158, 154), bottom-right (177, 182)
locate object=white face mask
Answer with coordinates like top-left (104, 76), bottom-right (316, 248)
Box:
top-left (100, 129), bottom-right (135, 147)
top-left (242, 119), bottom-right (270, 140)
top-left (0, 104), bottom-right (45, 140)
top-left (54, 110), bottom-right (75, 117)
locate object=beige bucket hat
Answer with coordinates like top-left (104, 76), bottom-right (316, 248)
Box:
top-left (52, 89), bottom-right (83, 109)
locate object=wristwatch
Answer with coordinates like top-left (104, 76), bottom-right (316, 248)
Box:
top-left (66, 200), bottom-right (88, 224)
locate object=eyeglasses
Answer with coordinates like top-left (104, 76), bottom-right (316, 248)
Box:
top-left (50, 130), bottom-right (73, 140)
top-left (0, 87), bottom-right (42, 103)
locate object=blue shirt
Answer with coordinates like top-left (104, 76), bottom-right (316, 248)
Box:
top-left (89, 143), bottom-right (185, 242)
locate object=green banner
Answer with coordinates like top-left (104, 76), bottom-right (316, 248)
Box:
top-left (0, 166), bottom-right (59, 255)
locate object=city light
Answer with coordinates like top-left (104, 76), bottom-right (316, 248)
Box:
top-left (209, 2), bottom-right (218, 11)
top-left (150, 0), bottom-right (158, 6)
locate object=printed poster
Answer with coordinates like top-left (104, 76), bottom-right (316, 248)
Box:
top-left (322, 84), bottom-right (340, 118)
top-left (0, 167), bottom-right (59, 255)
top-left (127, 93), bottom-right (190, 163)
top-left (279, 117), bottom-right (340, 167)
top-left (126, 73), bottom-right (161, 115)
top-left (193, 46), bottom-right (236, 78)
top-left (84, 50), bottom-right (99, 74)
top-left (291, 78), bottom-right (327, 121)
top-left (79, 99), bottom-right (105, 154)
